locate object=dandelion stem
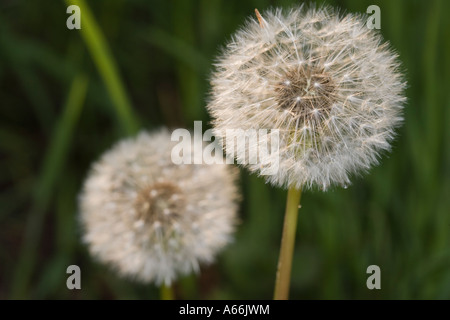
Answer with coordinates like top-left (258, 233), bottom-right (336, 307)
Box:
top-left (160, 283), bottom-right (174, 300)
top-left (274, 187), bottom-right (302, 300)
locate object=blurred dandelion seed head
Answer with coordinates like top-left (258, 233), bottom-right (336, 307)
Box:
top-left (134, 181), bottom-right (186, 225)
top-left (79, 129), bottom-right (240, 286)
top-left (207, 5), bottom-right (406, 190)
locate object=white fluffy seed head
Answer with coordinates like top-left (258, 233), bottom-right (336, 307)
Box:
top-left (78, 129), bottom-right (240, 285)
top-left (207, 5), bottom-right (406, 190)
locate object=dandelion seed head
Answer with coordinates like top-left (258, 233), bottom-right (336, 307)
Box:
top-left (207, 5), bottom-right (406, 190)
top-left (79, 129), bottom-right (239, 285)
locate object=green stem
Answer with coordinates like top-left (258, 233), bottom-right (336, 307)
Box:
top-left (160, 283), bottom-right (174, 300)
top-left (65, 0), bottom-right (139, 135)
top-left (11, 73), bottom-right (89, 299)
top-left (274, 187), bottom-right (302, 300)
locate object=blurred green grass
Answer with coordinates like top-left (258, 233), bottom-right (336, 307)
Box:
top-left (0, 0), bottom-right (449, 299)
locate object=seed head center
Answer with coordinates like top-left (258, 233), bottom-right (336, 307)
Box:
top-left (275, 66), bottom-right (335, 120)
top-left (135, 182), bottom-right (185, 224)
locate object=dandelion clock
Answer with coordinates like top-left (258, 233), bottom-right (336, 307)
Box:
top-left (78, 129), bottom-right (240, 298)
top-left (207, 5), bottom-right (406, 299)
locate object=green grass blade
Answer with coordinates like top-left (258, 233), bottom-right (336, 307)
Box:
top-left (65, 0), bottom-right (139, 135)
top-left (11, 73), bottom-right (89, 299)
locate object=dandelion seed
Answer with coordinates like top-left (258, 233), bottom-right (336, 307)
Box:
top-left (79, 129), bottom-right (240, 286)
top-left (207, 5), bottom-right (406, 190)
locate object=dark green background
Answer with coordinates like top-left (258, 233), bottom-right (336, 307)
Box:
top-left (0, 0), bottom-right (449, 299)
